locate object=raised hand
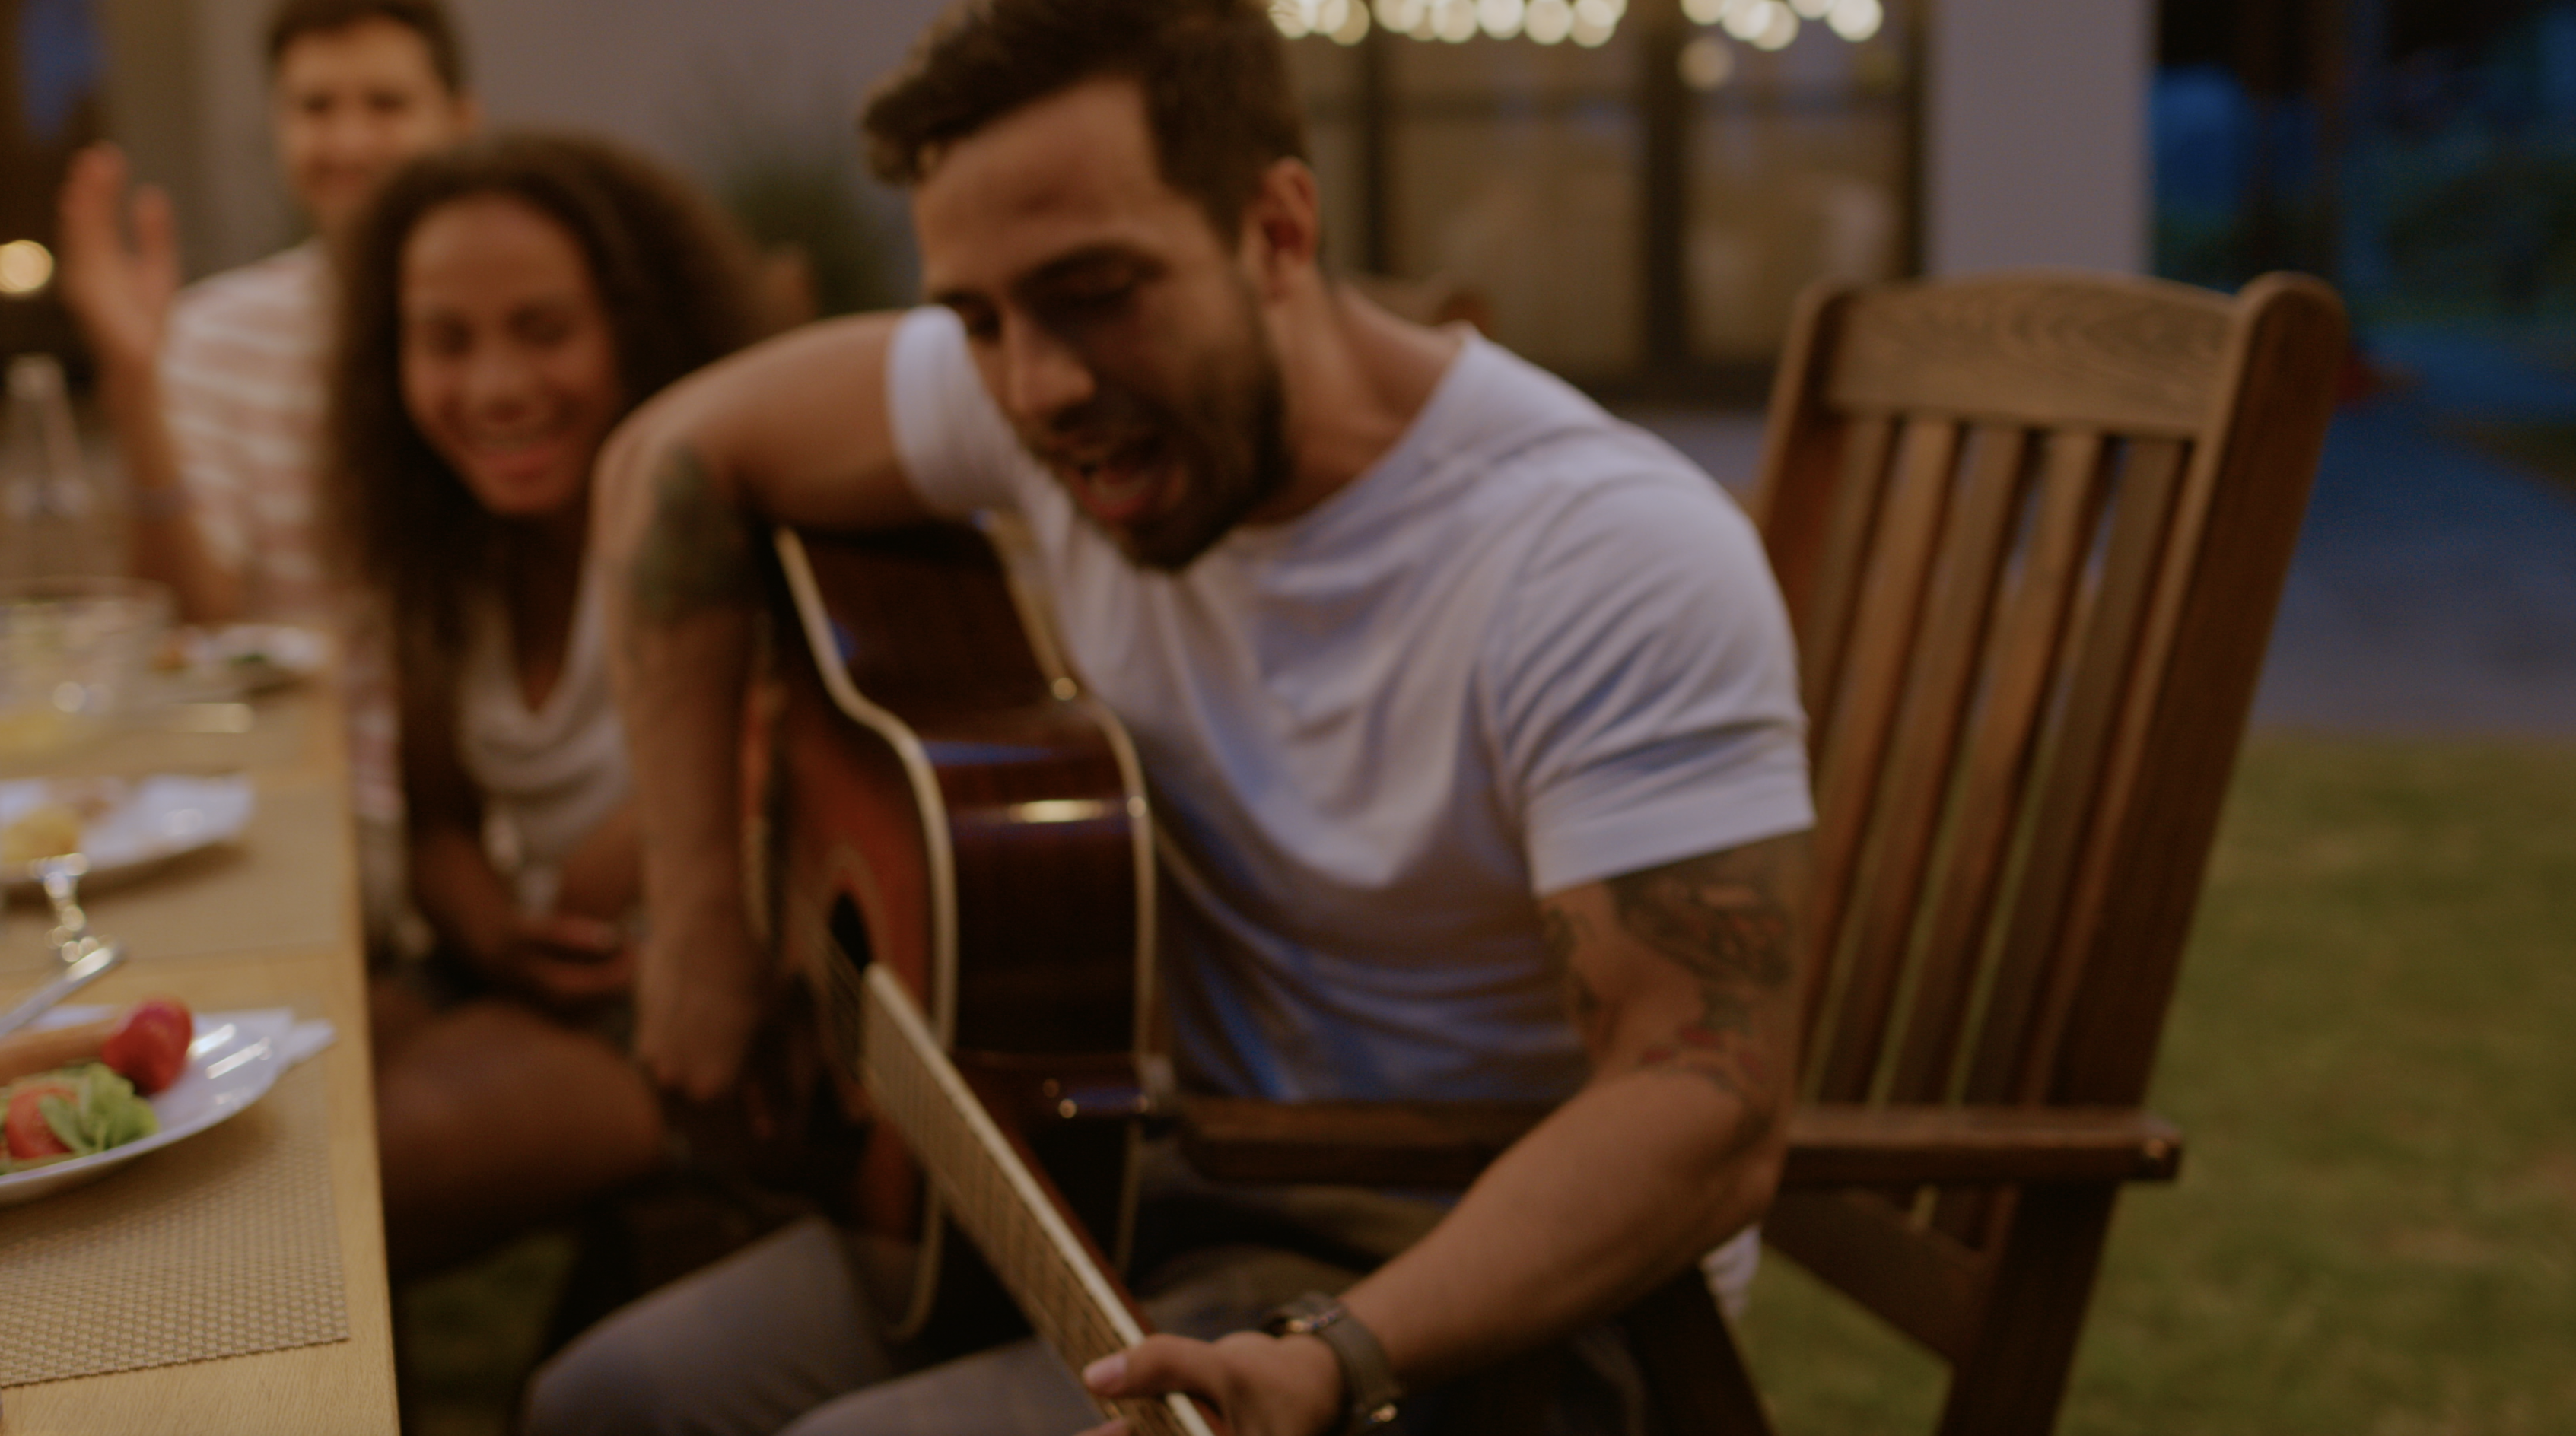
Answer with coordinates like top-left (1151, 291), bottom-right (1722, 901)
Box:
top-left (55, 144), bottom-right (180, 374)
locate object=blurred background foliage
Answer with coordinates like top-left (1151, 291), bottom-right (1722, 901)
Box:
top-left (2155, 0), bottom-right (2576, 325)
top-left (673, 64), bottom-right (917, 325)
top-left (700, 119), bottom-right (913, 322)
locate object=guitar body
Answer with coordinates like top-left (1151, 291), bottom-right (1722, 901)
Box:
top-left (753, 521), bottom-right (1159, 1349)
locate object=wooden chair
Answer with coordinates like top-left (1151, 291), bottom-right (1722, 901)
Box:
top-left (1182, 269), bottom-right (2347, 1433)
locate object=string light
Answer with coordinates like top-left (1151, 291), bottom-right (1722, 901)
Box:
top-left (1271, 0), bottom-right (1311, 38)
top-left (1827, 0), bottom-right (1881, 41)
top-left (1728, 0), bottom-right (1797, 49)
top-left (1569, 0), bottom-right (1618, 46)
top-left (0, 241), bottom-right (53, 298)
top-left (1309, 0), bottom-right (1869, 46)
top-left (1678, 34), bottom-right (1735, 90)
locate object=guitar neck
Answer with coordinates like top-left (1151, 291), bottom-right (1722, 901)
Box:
top-left (859, 964), bottom-right (1214, 1436)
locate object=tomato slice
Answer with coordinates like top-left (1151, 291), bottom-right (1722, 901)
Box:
top-left (6, 1082), bottom-right (75, 1161)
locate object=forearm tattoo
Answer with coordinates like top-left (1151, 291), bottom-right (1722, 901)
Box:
top-left (1541, 903), bottom-right (1609, 1050)
top-left (1552, 834), bottom-right (1805, 1109)
top-left (628, 445), bottom-right (761, 624)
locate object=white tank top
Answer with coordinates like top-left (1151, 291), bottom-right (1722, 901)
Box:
top-left (453, 563), bottom-right (630, 914)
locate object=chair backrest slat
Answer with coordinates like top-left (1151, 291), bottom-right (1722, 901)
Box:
top-left (1811, 424), bottom-right (2034, 1102)
top-left (1954, 434), bottom-right (2189, 1108)
top-left (1799, 417), bottom-right (1962, 1048)
top-left (1880, 430), bottom-right (2113, 1106)
top-left (1793, 414), bottom-right (1900, 738)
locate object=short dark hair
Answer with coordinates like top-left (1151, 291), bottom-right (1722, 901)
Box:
top-left (861, 0), bottom-right (1306, 243)
top-left (328, 132), bottom-right (762, 685)
top-left (266, 0), bottom-right (468, 95)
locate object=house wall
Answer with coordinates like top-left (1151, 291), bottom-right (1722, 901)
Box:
top-left (447, 0), bottom-right (943, 176)
top-left (93, 0), bottom-right (947, 279)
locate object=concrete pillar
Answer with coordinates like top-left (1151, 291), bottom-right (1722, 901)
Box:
top-left (1922, 0), bottom-right (2151, 276)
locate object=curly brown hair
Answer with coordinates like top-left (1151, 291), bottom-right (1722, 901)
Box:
top-left (860, 0), bottom-right (1306, 243)
top-left (326, 131), bottom-right (762, 689)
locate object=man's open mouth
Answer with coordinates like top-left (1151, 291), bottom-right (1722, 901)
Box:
top-left (1054, 435), bottom-right (1170, 527)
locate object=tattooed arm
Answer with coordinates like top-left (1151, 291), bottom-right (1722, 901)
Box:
top-left (592, 313), bottom-right (931, 1099)
top-left (1088, 831), bottom-right (1808, 1431)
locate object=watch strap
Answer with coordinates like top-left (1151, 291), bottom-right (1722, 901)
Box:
top-left (1263, 1291), bottom-right (1403, 1434)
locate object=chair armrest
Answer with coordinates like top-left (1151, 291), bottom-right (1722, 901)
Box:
top-left (1178, 1098), bottom-right (1547, 1187)
top-left (1780, 1105), bottom-right (2183, 1185)
top-left (1177, 1098), bottom-right (2181, 1188)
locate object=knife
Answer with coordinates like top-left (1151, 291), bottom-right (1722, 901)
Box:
top-left (0, 941), bottom-right (127, 1040)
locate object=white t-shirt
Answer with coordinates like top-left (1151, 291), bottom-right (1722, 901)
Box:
top-left (888, 308), bottom-right (1811, 1105)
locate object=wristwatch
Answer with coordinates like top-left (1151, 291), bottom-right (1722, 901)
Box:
top-left (1263, 1291), bottom-right (1404, 1434)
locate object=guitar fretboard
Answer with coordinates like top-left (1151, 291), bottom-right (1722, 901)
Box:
top-left (859, 964), bottom-right (1215, 1436)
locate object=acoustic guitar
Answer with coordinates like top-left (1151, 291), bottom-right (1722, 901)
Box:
top-left (751, 520), bottom-right (1213, 1436)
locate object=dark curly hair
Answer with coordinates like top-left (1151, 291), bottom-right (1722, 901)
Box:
top-left (861, 0), bottom-right (1306, 243)
top-left (327, 131), bottom-right (762, 691)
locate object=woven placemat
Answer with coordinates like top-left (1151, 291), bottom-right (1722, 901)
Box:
top-left (0, 1060), bottom-right (348, 1386)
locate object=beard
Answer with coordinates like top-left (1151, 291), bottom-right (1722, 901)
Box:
top-left (1019, 281), bottom-right (1296, 573)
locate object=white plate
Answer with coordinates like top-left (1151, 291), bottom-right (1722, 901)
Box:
top-left (1, 774), bottom-right (256, 890)
top-left (0, 1006), bottom-right (294, 1206)
top-left (154, 624), bottom-right (326, 701)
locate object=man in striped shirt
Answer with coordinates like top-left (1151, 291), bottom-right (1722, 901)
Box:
top-left (56, 0), bottom-right (477, 943)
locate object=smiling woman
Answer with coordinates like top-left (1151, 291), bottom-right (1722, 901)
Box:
top-left (321, 132), bottom-right (765, 1277)
top-left (398, 193), bottom-right (625, 529)
top-left (330, 132), bottom-right (762, 723)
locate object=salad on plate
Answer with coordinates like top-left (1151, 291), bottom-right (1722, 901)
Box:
top-left (1, 999), bottom-right (191, 1173)
top-left (0, 1001), bottom-right (312, 1206)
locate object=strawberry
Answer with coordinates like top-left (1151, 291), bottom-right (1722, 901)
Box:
top-left (100, 999), bottom-right (193, 1095)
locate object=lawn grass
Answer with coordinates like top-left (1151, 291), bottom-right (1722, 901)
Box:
top-left (399, 736), bottom-right (2576, 1433)
top-left (2445, 421), bottom-right (2576, 503)
top-left (397, 1233), bottom-right (575, 1436)
top-left (1736, 735), bottom-right (2576, 1434)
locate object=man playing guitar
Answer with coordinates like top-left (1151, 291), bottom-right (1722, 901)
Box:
top-left (530, 1), bottom-right (1812, 1431)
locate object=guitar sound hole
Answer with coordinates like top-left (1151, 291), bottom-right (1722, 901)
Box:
top-left (828, 894), bottom-right (873, 972)
top-left (820, 894), bottom-right (873, 1069)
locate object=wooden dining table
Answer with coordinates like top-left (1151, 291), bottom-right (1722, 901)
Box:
top-left (0, 676), bottom-right (397, 1435)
